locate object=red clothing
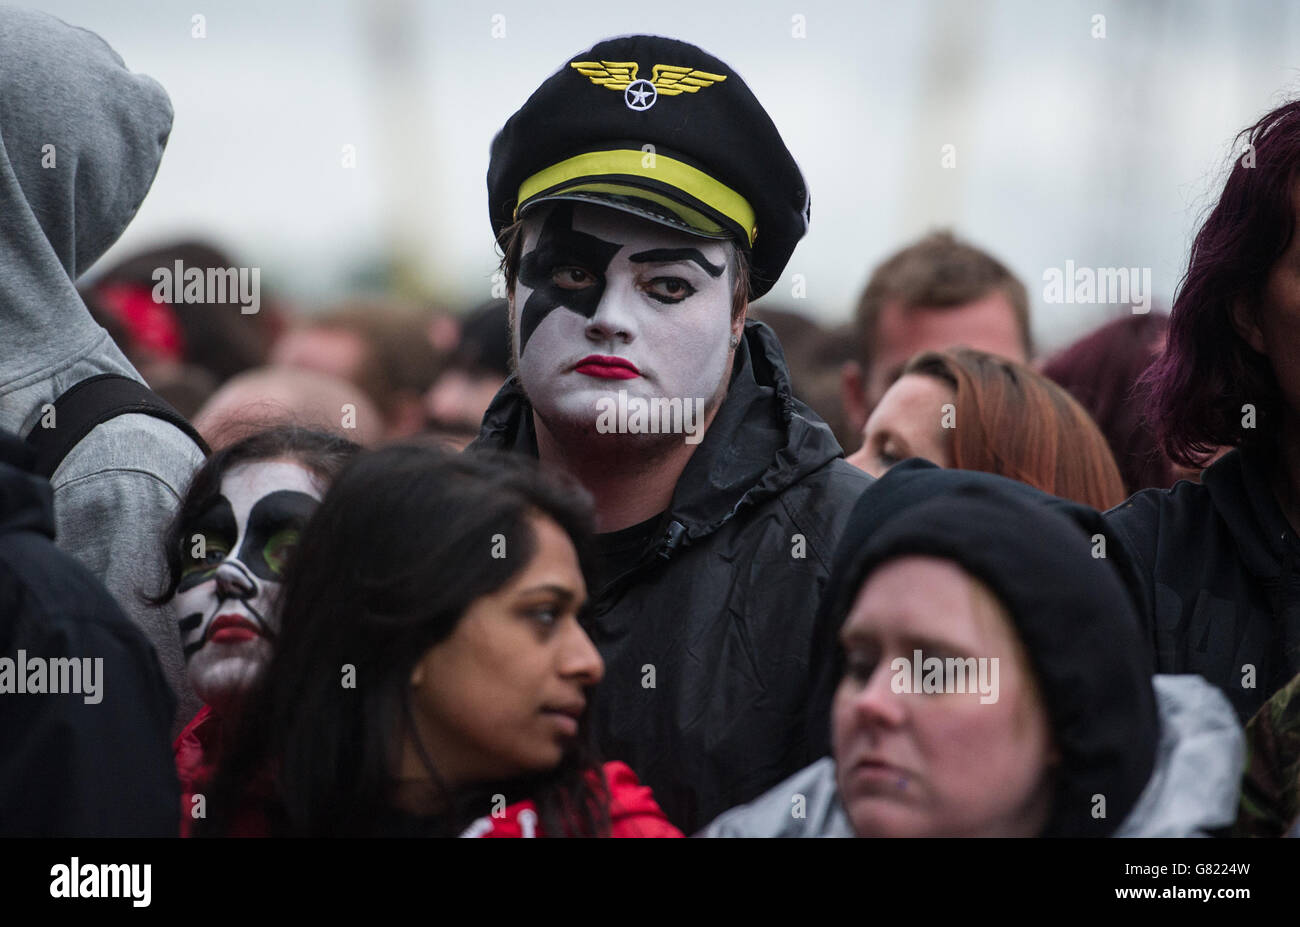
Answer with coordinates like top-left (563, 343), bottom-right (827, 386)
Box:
top-left (459, 761), bottom-right (683, 837)
top-left (174, 706), bottom-right (269, 837)
top-left (174, 705), bottom-right (218, 838)
top-left (176, 711), bottom-right (679, 838)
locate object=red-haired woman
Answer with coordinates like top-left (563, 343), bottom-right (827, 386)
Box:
top-left (847, 347), bottom-right (1127, 511)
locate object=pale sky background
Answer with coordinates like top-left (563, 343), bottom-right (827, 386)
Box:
top-left (26, 0), bottom-right (1300, 351)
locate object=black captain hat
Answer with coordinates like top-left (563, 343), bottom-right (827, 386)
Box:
top-left (487, 34), bottom-right (811, 299)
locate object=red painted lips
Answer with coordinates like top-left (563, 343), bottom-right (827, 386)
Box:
top-left (574, 355), bottom-right (640, 380)
top-left (208, 613), bottom-right (260, 644)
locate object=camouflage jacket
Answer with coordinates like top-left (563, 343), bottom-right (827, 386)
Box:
top-left (1235, 670), bottom-right (1300, 836)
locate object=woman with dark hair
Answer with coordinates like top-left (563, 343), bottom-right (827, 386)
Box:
top-left (202, 445), bottom-right (680, 837)
top-left (154, 425), bottom-right (361, 834)
top-left (701, 462), bottom-right (1243, 838)
top-left (847, 347), bottom-right (1127, 510)
top-left (1106, 98), bottom-right (1300, 723)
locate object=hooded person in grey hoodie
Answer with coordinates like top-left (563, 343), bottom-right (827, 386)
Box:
top-left (701, 461), bottom-right (1244, 837)
top-left (0, 8), bottom-right (205, 727)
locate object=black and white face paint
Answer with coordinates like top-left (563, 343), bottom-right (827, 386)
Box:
top-left (172, 460), bottom-right (321, 712)
top-left (513, 202), bottom-right (737, 447)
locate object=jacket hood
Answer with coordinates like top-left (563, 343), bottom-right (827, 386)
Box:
top-left (700, 675), bottom-right (1241, 838)
top-left (0, 7), bottom-right (171, 430)
top-left (472, 318), bottom-right (847, 541)
top-left (806, 460), bottom-right (1159, 837)
top-left (0, 429), bottom-right (55, 540)
top-left (1203, 447), bottom-right (1295, 583)
top-left (1203, 448), bottom-right (1300, 682)
top-left (1113, 675), bottom-right (1243, 836)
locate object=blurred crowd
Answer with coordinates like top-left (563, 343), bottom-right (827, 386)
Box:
top-left (78, 229), bottom-right (1188, 498)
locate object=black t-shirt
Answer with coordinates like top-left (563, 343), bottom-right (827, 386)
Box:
top-left (589, 511), bottom-right (666, 594)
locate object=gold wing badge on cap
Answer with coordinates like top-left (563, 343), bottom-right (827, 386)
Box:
top-left (569, 60), bottom-right (726, 111)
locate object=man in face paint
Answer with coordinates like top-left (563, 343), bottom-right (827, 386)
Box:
top-left (512, 201), bottom-right (742, 523)
top-left (173, 459), bottom-right (320, 713)
top-left (475, 35), bottom-right (872, 831)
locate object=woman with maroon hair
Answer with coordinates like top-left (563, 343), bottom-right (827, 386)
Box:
top-left (1105, 98), bottom-right (1300, 724)
top-left (1041, 313), bottom-right (1178, 495)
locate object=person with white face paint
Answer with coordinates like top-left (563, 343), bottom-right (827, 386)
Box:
top-left (473, 34), bottom-right (872, 831)
top-left (174, 460), bottom-right (320, 710)
top-left (152, 426), bottom-right (359, 835)
top-left (512, 201), bottom-right (738, 463)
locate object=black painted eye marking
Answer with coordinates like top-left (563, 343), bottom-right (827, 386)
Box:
top-left (516, 203), bottom-right (621, 356)
top-left (176, 497), bottom-right (237, 593)
top-left (235, 490), bottom-right (319, 582)
top-left (628, 248), bottom-right (724, 278)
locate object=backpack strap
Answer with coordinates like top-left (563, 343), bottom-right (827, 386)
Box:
top-left (25, 373), bottom-right (210, 479)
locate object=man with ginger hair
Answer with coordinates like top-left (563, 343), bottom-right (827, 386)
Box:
top-left (840, 230), bottom-right (1034, 453)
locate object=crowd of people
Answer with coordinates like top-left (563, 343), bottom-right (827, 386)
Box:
top-left (3, 9), bottom-right (1300, 838)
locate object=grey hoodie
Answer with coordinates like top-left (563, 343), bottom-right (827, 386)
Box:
top-left (698, 674), bottom-right (1245, 837)
top-left (0, 7), bottom-right (204, 728)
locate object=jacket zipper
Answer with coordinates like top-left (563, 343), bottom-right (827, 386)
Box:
top-left (592, 519), bottom-right (688, 616)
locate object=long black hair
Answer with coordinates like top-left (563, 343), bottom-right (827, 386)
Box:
top-left (202, 445), bottom-right (611, 837)
top-left (148, 425), bottom-right (361, 605)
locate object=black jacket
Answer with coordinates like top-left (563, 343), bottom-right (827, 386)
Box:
top-left (1105, 446), bottom-right (1300, 723)
top-left (0, 430), bottom-right (178, 836)
top-left (471, 320), bottom-right (871, 830)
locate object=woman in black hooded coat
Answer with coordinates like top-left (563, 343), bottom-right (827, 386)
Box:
top-left (700, 461), bottom-right (1243, 838)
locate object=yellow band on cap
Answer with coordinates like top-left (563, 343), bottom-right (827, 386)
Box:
top-left (517, 149), bottom-right (756, 245)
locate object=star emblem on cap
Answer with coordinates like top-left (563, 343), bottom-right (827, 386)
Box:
top-left (625, 79), bottom-right (657, 111)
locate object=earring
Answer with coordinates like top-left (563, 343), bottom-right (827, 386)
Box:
top-left (729, 333), bottom-right (740, 349)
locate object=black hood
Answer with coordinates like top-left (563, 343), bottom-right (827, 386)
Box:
top-left (1203, 447), bottom-right (1292, 580)
top-left (1203, 447), bottom-right (1300, 694)
top-left (810, 459), bottom-right (1159, 837)
top-left (471, 318), bottom-right (847, 541)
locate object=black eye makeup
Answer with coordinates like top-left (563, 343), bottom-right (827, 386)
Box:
top-left (177, 498), bottom-right (237, 591)
top-left (235, 490), bottom-right (319, 582)
top-left (516, 204), bottom-right (621, 356)
top-left (642, 276), bottom-right (696, 304)
top-left (262, 526), bottom-right (302, 578)
top-left (551, 265), bottom-right (600, 290)
top-left (181, 534), bottom-right (230, 574)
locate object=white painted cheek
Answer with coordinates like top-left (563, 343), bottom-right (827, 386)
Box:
top-left (189, 642), bottom-right (274, 708)
top-left (173, 580), bottom-right (218, 648)
top-left (646, 288), bottom-right (732, 402)
top-left (514, 283), bottom-right (593, 411)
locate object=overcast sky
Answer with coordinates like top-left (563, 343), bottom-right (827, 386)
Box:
top-left (27, 0), bottom-right (1300, 350)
